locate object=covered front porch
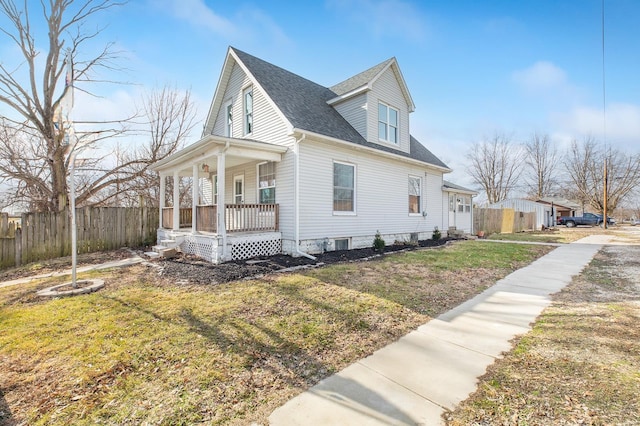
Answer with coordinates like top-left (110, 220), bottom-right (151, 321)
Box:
top-left (152, 135), bottom-right (289, 263)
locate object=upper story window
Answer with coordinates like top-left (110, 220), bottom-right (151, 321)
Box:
top-left (378, 102), bottom-right (398, 144)
top-left (225, 101), bottom-right (233, 137)
top-left (243, 87), bottom-right (253, 135)
top-left (333, 161), bottom-right (355, 213)
top-left (408, 176), bottom-right (421, 214)
top-left (258, 162), bottom-right (276, 204)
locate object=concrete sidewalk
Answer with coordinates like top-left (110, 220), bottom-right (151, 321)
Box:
top-left (269, 240), bottom-right (605, 425)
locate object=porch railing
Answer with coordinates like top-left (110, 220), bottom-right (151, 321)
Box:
top-left (163, 204), bottom-right (279, 233)
top-left (162, 207), bottom-right (192, 229)
top-left (196, 205), bottom-right (217, 232)
top-left (225, 204), bottom-right (279, 232)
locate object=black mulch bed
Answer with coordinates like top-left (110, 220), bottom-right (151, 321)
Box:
top-left (157, 238), bottom-right (453, 285)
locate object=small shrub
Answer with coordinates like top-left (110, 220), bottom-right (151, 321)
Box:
top-left (373, 230), bottom-right (386, 251)
top-left (432, 227), bottom-right (441, 241)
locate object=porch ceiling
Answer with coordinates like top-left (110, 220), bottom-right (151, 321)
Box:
top-left (152, 135), bottom-right (289, 176)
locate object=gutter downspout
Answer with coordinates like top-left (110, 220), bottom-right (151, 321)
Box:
top-left (294, 134), bottom-right (316, 260)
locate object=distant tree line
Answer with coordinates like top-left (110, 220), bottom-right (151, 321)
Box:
top-left (466, 132), bottom-right (640, 215)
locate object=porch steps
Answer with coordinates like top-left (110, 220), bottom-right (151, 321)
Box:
top-left (160, 239), bottom-right (179, 248)
top-left (448, 226), bottom-right (466, 238)
top-left (152, 243), bottom-right (178, 258)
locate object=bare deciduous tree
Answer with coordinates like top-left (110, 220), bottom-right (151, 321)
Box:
top-left (466, 133), bottom-right (523, 204)
top-left (0, 0), bottom-right (127, 211)
top-left (96, 87), bottom-right (196, 207)
top-left (523, 132), bottom-right (560, 199)
top-left (564, 137), bottom-right (640, 214)
top-left (0, 0), bottom-right (195, 212)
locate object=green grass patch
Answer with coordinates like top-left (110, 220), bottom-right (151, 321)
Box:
top-left (307, 241), bottom-right (552, 315)
top-left (446, 245), bottom-right (640, 425)
top-left (0, 240), bottom-right (553, 425)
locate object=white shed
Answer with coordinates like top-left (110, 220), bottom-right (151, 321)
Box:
top-left (488, 199), bottom-right (553, 230)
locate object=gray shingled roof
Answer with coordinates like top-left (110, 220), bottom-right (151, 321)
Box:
top-left (329, 58), bottom-right (394, 95)
top-left (443, 180), bottom-right (478, 194)
top-left (231, 47), bottom-right (449, 170)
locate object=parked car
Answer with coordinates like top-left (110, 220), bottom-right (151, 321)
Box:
top-left (557, 213), bottom-right (615, 227)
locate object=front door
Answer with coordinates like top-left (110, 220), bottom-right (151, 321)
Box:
top-left (449, 194), bottom-right (456, 228)
top-left (234, 175), bottom-right (244, 204)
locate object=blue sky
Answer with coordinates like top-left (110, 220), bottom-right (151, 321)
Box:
top-left (2, 0), bottom-right (639, 186)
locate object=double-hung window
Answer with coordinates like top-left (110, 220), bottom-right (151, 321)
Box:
top-left (243, 87), bottom-right (253, 135)
top-left (458, 196), bottom-right (471, 213)
top-left (333, 162), bottom-right (355, 213)
top-left (408, 176), bottom-right (421, 214)
top-left (258, 162), bottom-right (276, 204)
top-left (225, 101), bottom-right (233, 137)
top-left (378, 102), bottom-right (398, 144)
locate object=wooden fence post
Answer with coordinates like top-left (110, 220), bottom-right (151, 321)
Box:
top-left (15, 226), bottom-right (22, 267)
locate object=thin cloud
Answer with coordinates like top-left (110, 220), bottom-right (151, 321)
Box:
top-left (326, 0), bottom-right (429, 42)
top-left (512, 61), bottom-right (568, 92)
top-left (159, 0), bottom-right (237, 36)
top-left (553, 102), bottom-right (640, 146)
top-left (155, 0), bottom-right (292, 46)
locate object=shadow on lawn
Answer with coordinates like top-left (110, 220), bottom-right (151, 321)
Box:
top-left (0, 388), bottom-right (17, 426)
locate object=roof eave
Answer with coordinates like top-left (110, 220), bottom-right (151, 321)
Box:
top-left (290, 127), bottom-right (452, 173)
top-left (326, 84), bottom-right (370, 105)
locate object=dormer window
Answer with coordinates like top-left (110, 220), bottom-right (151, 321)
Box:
top-left (243, 87), bottom-right (253, 135)
top-left (378, 102), bottom-right (398, 144)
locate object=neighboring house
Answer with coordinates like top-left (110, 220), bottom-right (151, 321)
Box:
top-left (536, 197), bottom-right (581, 222)
top-left (488, 199), bottom-right (553, 229)
top-left (442, 181), bottom-right (477, 234)
top-left (152, 47), bottom-right (453, 263)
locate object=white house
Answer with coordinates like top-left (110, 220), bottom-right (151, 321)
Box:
top-left (442, 181), bottom-right (477, 234)
top-left (152, 47), bottom-right (456, 263)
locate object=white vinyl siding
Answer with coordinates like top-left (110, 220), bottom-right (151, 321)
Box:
top-left (332, 93), bottom-right (367, 139)
top-left (368, 67), bottom-right (411, 153)
top-left (210, 63), bottom-right (292, 146)
top-left (297, 138), bottom-right (444, 240)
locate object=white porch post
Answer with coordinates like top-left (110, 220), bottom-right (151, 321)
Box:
top-left (217, 152), bottom-right (227, 260)
top-left (172, 170), bottom-right (180, 231)
top-left (159, 173), bottom-right (166, 229)
top-left (192, 163), bottom-right (199, 233)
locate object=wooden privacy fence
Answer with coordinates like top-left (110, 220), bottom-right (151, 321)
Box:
top-left (0, 207), bottom-right (159, 270)
top-left (474, 208), bottom-right (537, 236)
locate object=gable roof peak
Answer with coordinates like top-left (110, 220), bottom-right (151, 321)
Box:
top-left (329, 57), bottom-right (395, 96)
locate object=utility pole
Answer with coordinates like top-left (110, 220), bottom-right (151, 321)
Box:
top-left (603, 158), bottom-right (608, 229)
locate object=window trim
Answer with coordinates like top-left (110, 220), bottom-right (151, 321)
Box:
top-left (223, 99), bottom-right (233, 137)
top-left (332, 160), bottom-right (357, 215)
top-left (243, 86), bottom-right (253, 136)
top-left (378, 101), bottom-right (399, 145)
top-left (334, 238), bottom-right (350, 251)
top-left (256, 161), bottom-right (276, 204)
top-left (457, 195), bottom-right (471, 213)
top-left (408, 175), bottom-right (422, 216)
